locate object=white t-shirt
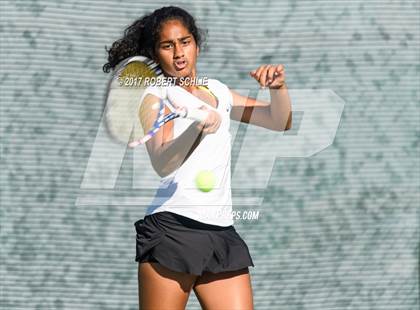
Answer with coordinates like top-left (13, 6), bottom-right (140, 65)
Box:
top-left (144, 78), bottom-right (234, 226)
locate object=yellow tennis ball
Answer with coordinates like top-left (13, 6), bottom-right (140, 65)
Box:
top-left (195, 170), bottom-right (216, 192)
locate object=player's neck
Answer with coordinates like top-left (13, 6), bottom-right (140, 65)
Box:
top-left (177, 67), bottom-right (197, 93)
top-left (180, 84), bottom-right (197, 93)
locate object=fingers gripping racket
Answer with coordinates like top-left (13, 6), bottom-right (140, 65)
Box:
top-left (104, 55), bottom-right (209, 148)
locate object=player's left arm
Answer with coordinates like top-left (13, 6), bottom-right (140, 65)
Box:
top-left (229, 64), bottom-right (292, 131)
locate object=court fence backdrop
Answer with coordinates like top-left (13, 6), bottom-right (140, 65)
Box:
top-left (1, 0), bottom-right (419, 309)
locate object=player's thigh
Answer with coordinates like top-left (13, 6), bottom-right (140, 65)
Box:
top-left (193, 267), bottom-right (254, 310)
top-left (138, 262), bottom-right (198, 310)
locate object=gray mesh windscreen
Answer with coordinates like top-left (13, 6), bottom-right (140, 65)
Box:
top-left (1, 1), bottom-right (419, 309)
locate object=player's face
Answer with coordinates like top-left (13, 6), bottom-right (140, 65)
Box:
top-left (154, 19), bottom-right (199, 80)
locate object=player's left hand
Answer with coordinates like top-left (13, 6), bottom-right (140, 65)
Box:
top-left (250, 64), bottom-right (286, 89)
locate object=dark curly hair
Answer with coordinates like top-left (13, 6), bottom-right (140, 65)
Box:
top-left (103, 6), bottom-right (206, 73)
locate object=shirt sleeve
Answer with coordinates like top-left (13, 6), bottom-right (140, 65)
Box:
top-left (143, 86), bottom-right (166, 99)
top-left (228, 86), bottom-right (233, 111)
top-left (212, 79), bottom-right (233, 112)
top-left (137, 86), bottom-right (166, 108)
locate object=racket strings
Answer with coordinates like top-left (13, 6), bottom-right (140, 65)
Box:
top-left (115, 59), bottom-right (163, 143)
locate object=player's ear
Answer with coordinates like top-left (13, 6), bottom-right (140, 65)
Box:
top-left (196, 46), bottom-right (200, 57)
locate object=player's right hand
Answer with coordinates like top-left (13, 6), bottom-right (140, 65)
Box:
top-left (195, 105), bottom-right (221, 134)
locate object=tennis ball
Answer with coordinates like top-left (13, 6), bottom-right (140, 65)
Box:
top-left (195, 170), bottom-right (216, 192)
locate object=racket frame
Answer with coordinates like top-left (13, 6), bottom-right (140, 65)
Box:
top-left (105, 55), bottom-right (209, 148)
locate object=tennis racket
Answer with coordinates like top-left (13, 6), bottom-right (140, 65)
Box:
top-left (104, 55), bottom-right (209, 148)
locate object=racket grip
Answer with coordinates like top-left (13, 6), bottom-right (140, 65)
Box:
top-left (185, 108), bottom-right (208, 122)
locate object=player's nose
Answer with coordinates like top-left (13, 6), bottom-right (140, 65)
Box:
top-left (173, 43), bottom-right (184, 58)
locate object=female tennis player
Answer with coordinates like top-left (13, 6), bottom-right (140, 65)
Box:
top-left (103, 6), bottom-right (292, 310)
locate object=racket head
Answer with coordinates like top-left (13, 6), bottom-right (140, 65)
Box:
top-left (104, 56), bottom-right (165, 146)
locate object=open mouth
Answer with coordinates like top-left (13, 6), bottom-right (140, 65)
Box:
top-left (174, 59), bottom-right (187, 71)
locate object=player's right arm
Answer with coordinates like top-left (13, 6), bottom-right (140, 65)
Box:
top-left (140, 94), bottom-right (219, 178)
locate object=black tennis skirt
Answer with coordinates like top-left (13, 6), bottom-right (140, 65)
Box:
top-left (134, 211), bottom-right (254, 276)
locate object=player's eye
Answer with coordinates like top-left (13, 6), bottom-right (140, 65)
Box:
top-left (182, 40), bottom-right (190, 45)
top-left (161, 44), bottom-right (173, 49)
